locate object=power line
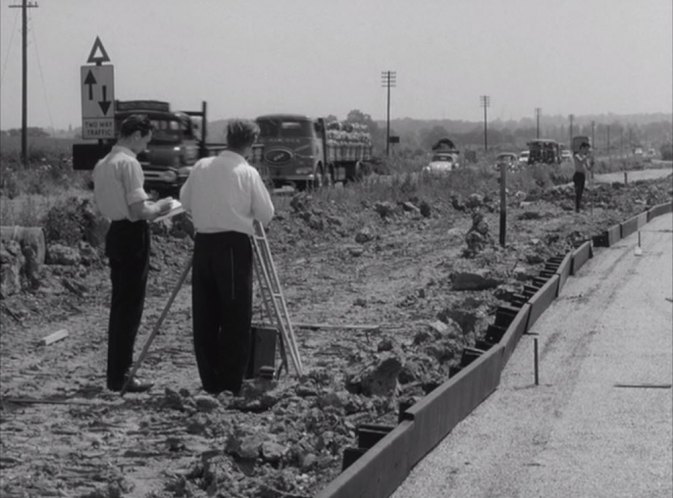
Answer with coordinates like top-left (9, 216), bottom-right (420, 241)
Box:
top-left (29, 14), bottom-right (54, 131)
top-left (0, 7), bottom-right (20, 87)
top-left (381, 70), bottom-right (396, 157)
top-left (8, 0), bottom-right (39, 167)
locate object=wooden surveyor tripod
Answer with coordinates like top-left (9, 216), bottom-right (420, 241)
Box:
top-left (121, 220), bottom-right (303, 396)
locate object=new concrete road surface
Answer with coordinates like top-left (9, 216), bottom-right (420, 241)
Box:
top-left (393, 213), bottom-right (672, 498)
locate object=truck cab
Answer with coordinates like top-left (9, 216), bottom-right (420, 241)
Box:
top-left (255, 114), bottom-right (327, 190)
top-left (73, 100), bottom-right (223, 195)
top-left (255, 114), bottom-right (372, 190)
top-left (114, 100), bottom-right (202, 193)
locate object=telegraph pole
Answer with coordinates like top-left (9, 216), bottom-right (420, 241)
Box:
top-left (381, 70), bottom-right (396, 157)
top-left (9, 0), bottom-right (39, 168)
top-left (591, 120), bottom-right (596, 149)
top-left (535, 107), bottom-right (541, 139)
top-left (480, 95), bottom-right (490, 151)
top-left (568, 114), bottom-right (574, 145)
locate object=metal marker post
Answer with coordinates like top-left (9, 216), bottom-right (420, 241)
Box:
top-left (499, 161), bottom-right (506, 246)
top-left (534, 338), bottom-right (539, 385)
top-left (635, 231), bottom-right (642, 256)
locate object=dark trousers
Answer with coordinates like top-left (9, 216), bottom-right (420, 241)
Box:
top-left (573, 171), bottom-right (586, 212)
top-left (105, 220), bottom-right (150, 389)
top-left (192, 231), bottom-right (253, 395)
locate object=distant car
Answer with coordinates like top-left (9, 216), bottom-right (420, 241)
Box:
top-left (423, 153), bottom-right (459, 174)
top-left (518, 150), bottom-right (530, 165)
top-left (495, 152), bottom-right (518, 171)
top-left (561, 149), bottom-right (573, 162)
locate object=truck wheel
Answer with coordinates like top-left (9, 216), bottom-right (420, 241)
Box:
top-left (344, 163), bottom-right (356, 184)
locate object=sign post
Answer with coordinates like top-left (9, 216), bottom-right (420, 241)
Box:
top-left (80, 37), bottom-right (115, 140)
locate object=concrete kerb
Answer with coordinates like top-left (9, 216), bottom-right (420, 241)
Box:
top-left (401, 345), bottom-right (503, 466)
top-left (620, 215), bottom-right (639, 239)
top-left (571, 240), bottom-right (593, 275)
top-left (316, 420), bottom-right (415, 498)
top-left (318, 202), bottom-right (672, 498)
top-left (635, 210), bottom-right (648, 229)
top-left (526, 274), bottom-right (560, 331)
top-left (500, 303), bottom-right (532, 366)
top-left (593, 223), bottom-right (621, 247)
top-left (554, 252), bottom-right (573, 296)
top-left (648, 200), bottom-right (673, 221)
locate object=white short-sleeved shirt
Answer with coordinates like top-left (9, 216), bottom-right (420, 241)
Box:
top-left (92, 145), bottom-right (149, 221)
top-left (180, 150), bottom-right (274, 235)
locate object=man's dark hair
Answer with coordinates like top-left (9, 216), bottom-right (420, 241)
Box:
top-left (119, 114), bottom-right (153, 138)
top-left (580, 142), bottom-right (591, 148)
top-left (227, 119), bottom-right (260, 150)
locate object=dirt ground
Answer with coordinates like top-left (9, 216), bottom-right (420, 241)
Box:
top-left (1, 171), bottom-right (671, 498)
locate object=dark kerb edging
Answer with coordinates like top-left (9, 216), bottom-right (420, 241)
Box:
top-left (648, 201), bottom-right (673, 221)
top-left (500, 304), bottom-right (531, 366)
top-left (316, 421), bottom-right (415, 498)
top-left (571, 241), bottom-right (593, 275)
top-left (401, 345), bottom-right (504, 466)
top-left (554, 252), bottom-right (573, 296)
top-left (318, 204), bottom-right (671, 498)
top-left (620, 215), bottom-right (639, 239)
top-left (593, 224), bottom-right (621, 247)
top-left (635, 211), bottom-right (648, 229)
top-left (526, 275), bottom-right (560, 331)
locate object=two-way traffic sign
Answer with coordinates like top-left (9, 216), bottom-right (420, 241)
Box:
top-left (81, 38), bottom-right (115, 140)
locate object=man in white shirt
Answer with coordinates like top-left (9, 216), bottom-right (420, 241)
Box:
top-left (93, 115), bottom-right (172, 393)
top-left (180, 119), bottom-right (274, 395)
top-left (572, 142), bottom-right (593, 213)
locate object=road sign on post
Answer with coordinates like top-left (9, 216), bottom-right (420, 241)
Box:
top-left (80, 37), bottom-right (114, 140)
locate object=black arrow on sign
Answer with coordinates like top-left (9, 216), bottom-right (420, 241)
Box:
top-left (84, 70), bottom-right (97, 100)
top-left (98, 85), bottom-right (111, 115)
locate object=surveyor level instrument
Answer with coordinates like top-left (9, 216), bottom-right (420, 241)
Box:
top-left (121, 255), bottom-right (193, 396)
top-left (121, 219), bottom-right (303, 396)
top-left (251, 220), bottom-right (304, 377)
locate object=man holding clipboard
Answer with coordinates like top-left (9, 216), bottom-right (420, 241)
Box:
top-left (93, 115), bottom-right (174, 393)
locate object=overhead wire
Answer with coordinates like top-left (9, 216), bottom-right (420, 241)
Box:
top-left (0, 6), bottom-right (20, 87)
top-left (28, 12), bottom-right (55, 131)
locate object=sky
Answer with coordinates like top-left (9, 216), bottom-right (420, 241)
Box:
top-left (0, 0), bottom-right (671, 131)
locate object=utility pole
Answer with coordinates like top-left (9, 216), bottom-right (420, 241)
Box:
top-left (628, 126), bottom-right (633, 154)
top-left (535, 107), bottom-right (541, 139)
top-left (607, 125), bottom-right (611, 158)
top-left (380, 70), bottom-right (396, 157)
top-left (568, 114), bottom-right (574, 145)
top-left (591, 120), bottom-right (596, 149)
top-left (9, 0), bottom-right (39, 168)
top-left (480, 95), bottom-right (490, 151)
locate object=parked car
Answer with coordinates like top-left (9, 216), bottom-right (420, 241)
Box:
top-left (423, 152), bottom-right (459, 174)
top-left (495, 152), bottom-right (519, 171)
top-left (527, 139), bottom-right (561, 164)
top-left (518, 150), bottom-right (530, 165)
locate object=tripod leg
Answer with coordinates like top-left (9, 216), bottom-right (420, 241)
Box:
top-left (121, 255), bottom-right (193, 396)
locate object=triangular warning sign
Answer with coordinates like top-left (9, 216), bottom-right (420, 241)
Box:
top-left (87, 36), bottom-right (111, 64)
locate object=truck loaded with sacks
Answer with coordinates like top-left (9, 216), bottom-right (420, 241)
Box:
top-left (255, 114), bottom-right (373, 190)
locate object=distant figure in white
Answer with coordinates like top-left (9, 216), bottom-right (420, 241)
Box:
top-left (572, 142), bottom-right (593, 213)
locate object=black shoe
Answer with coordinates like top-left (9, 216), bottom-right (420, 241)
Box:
top-left (109, 376), bottom-right (154, 393)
